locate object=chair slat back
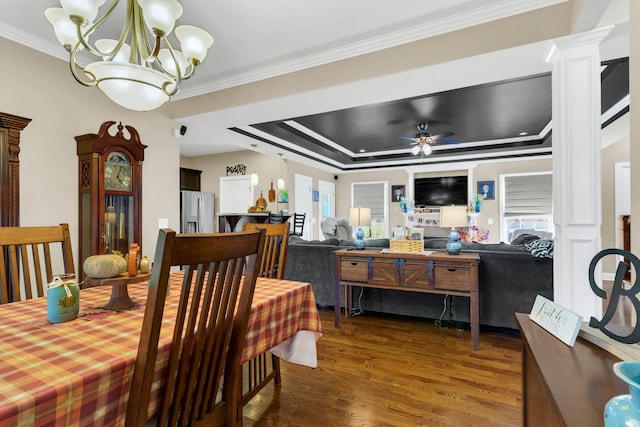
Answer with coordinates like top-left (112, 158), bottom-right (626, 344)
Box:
top-left (0, 224), bottom-right (75, 304)
top-left (241, 222), bottom-right (289, 279)
top-left (291, 213), bottom-right (306, 236)
top-left (126, 229), bottom-right (266, 427)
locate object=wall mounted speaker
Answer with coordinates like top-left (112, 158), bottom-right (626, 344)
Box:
top-left (179, 125), bottom-right (188, 136)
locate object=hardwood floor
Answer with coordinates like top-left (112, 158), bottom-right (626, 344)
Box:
top-left (243, 309), bottom-right (522, 426)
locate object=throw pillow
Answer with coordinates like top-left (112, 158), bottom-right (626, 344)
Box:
top-left (511, 233), bottom-right (540, 246)
top-left (524, 239), bottom-right (554, 258)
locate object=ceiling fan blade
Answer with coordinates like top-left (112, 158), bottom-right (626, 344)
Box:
top-left (430, 131), bottom-right (455, 140)
top-left (399, 135), bottom-right (417, 141)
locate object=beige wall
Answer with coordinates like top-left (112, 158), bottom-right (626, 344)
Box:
top-left (601, 136), bottom-right (631, 272)
top-left (1, 37), bottom-right (181, 264)
top-left (180, 151), bottom-right (334, 239)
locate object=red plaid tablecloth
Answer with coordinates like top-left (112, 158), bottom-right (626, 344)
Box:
top-left (0, 274), bottom-right (322, 427)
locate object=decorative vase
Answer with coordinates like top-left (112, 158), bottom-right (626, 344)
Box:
top-left (475, 201), bottom-right (481, 213)
top-left (604, 361), bottom-right (640, 426)
top-left (268, 180), bottom-right (276, 202)
top-left (256, 191), bottom-right (267, 209)
top-left (354, 227), bottom-right (366, 250)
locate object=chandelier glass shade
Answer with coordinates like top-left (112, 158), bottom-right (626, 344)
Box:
top-left (45, 0), bottom-right (213, 111)
top-left (411, 142), bottom-right (433, 156)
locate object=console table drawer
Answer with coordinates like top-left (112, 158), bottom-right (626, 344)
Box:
top-left (434, 265), bottom-right (470, 291)
top-left (339, 259), bottom-right (369, 282)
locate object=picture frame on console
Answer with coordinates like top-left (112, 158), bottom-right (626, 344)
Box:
top-left (477, 181), bottom-right (495, 200)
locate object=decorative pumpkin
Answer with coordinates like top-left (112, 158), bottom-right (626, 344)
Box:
top-left (83, 254), bottom-right (128, 278)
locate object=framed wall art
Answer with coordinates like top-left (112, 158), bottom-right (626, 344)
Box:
top-left (391, 185), bottom-right (405, 202)
top-left (477, 180), bottom-right (495, 200)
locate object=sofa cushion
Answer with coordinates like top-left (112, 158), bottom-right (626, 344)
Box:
top-left (289, 236), bottom-right (340, 246)
top-left (511, 233), bottom-right (540, 246)
top-left (340, 238), bottom-right (390, 248)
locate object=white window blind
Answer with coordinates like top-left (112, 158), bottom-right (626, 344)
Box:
top-left (504, 174), bottom-right (552, 216)
top-left (353, 183), bottom-right (385, 220)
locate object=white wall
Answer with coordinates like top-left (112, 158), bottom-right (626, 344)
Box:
top-left (1, 37), bottom-right (181, 265)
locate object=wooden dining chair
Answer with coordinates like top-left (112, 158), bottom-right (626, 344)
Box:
top-left (290, 212), bottom-right (306, 236)
top-left (239, 222), bottom-right (290, 405)
top-left (125, 228), bottom-right (266, 427)
top-left (0, 223), bottom-right (75, 304)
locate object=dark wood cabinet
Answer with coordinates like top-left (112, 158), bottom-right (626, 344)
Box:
top-left (516, 313), bottom-right (626, 426)
top-left (0, 113), bottom-right (31, 227)
top-left (76, 122), bottom-right (146, 276)
top-left (180, 167), bottom-right (201, 191)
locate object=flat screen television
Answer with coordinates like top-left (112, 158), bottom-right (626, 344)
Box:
top-left (414, 176), bottom-right (468, 206)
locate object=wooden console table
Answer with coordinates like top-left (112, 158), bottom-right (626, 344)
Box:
top-left (334, 248), bottom-right (480, 349)
top-left (516, 313), bottom-right (626, 426)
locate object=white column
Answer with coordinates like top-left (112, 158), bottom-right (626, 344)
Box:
top-left (545, 27), bottom-right (612, 321)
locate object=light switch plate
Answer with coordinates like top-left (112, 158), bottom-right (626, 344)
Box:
top-left (158, 218), bottom-right (169, 228)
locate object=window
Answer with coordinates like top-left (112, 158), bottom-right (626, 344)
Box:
top-left (351, 181), bottom-right (388, 238)
top-left (500, 172), bottom-right (553, 242)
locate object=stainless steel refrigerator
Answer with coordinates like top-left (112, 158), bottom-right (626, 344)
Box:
top-left (180, 190), bottom-right (215, 233)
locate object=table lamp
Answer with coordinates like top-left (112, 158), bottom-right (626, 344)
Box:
top-left (440, 205), bottom-right (468, 255)
top-left (349, 207), bottom-right (371, 250)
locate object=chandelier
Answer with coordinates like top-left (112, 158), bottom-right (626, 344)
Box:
top-left (45, 0), bottom-right (213, 111)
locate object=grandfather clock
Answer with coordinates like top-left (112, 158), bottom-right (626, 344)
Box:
top-left (76, 121), bottom-right (146, 276)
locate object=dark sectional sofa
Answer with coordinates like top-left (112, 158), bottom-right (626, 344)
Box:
top-left (283, 236), bottom-right (553, 330)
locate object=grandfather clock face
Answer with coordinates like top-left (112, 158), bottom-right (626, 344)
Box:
top-left (104, 151), bottom-right (132, 191)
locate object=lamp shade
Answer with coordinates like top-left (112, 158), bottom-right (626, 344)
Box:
top-left (349, 207), bottom-right (371, 227)
top-left (440, 205), bottom-right (468, 228)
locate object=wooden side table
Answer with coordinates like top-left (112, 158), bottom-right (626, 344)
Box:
top-left (334, 248), bottom-right (480, 349)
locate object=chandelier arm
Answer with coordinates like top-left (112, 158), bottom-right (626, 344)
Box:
top-left (131, 0), bottom-right (154, 64)
top-left (158, 36), bottom-right (187, 83)
top-left (68, 48), bottom-right (97, 87)
top-left (72, 0), bottom-right (121, 56)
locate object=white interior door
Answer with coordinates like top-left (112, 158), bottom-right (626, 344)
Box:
top-left (219, 176), bottom-right (253, 215)
top-left (294, 174), bottom-right (313, 240)
top-left (318, 179), bottom-right (335, 240)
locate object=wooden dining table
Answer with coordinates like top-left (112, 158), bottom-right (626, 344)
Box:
top-left (0, 272), bottom-right (322, 426)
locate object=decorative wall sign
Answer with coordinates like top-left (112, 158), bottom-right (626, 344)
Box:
top-left (226, 164), bottom-right (247, 176)
top-left (530, 295), bottom-right (583, 346)
top-left (588, 248), bottom-right (640, 344)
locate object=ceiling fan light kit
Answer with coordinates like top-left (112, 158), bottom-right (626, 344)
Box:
top-left (45, 0), bottom-right (213, 111)
top-left (402, 122), bottom-right (459, 156)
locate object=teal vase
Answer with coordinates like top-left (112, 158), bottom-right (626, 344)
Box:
top-left (605, 361), bottom-right (640, 426)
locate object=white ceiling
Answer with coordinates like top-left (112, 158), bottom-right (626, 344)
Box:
top-left (0, 0), bottom-right (630, 169)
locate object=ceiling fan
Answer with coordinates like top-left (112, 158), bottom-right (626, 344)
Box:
top-left (399, 122), bottom-right (460, 155)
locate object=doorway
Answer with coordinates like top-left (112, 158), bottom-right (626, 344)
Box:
top-left (294, 174), bottom-right (313, 240)
top-left (318, 179), bottom-right (335, 240)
